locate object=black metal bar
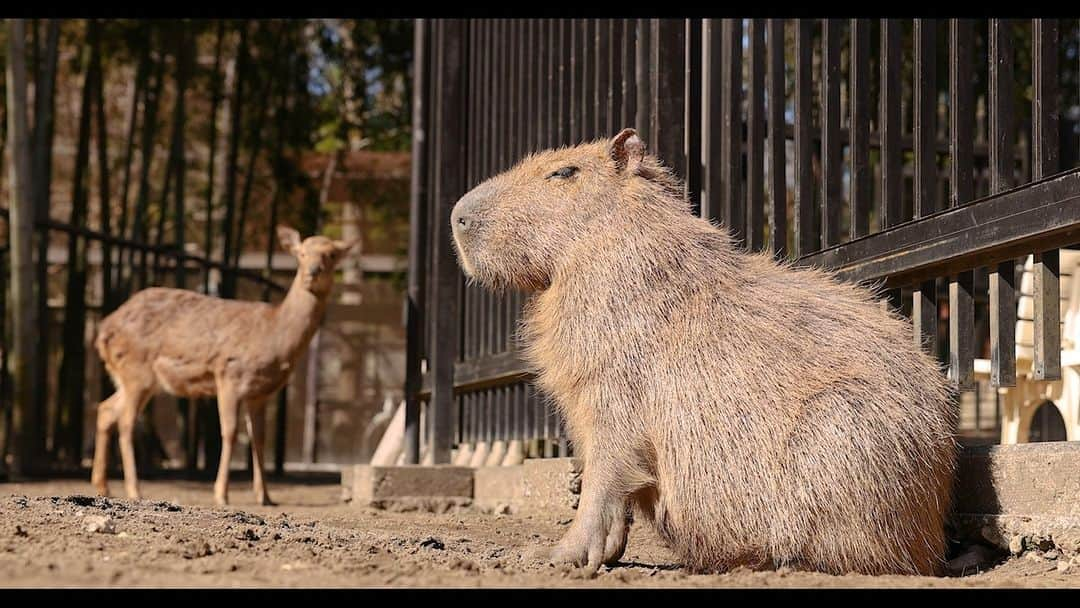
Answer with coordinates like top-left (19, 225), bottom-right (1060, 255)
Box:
top-left (703, 19), bottom-right (722, 223)
top-left (747, 19), bottom-right (765, 251)
top-left (1033, 249), bottom-right (1061, 381)
top-left (768, 19), bottom-right (787, 256)
top-left (596, 19), bottom-right (610, 138)
top-left (686, 19), bottom-right (703, 216)
top-left (428, 19), bottom-right (466, 464)
top-left (1032, 19), bottom-right (1061, 382)
top-left (582, 19), bottom-right (595, 142)
top-left (610, 19), bottom-right (623, 137)
top-left (571, 19), bottom-right (582, 144)
top-left (547, 18), bottom-right (557, 149)
top-left (880, 19), bottom-right (902, 228)
top-left (850, 19), bottom-right (870, 239)
top-left (560, 19), bottom-right (572, 145)
top-left (988, 19), bottom-right (1017, 390)
top-left (635, 19), bottom-right (652, 140)
top-left (652, 19), bottom-right (686, 187)
top-left (949, 270), bottom-right (975, 390)
top-left (949, 19), bottom-right (974, 208)
top-left (989, 19), bottom-right (1014, 195)
top-left (913, 280), bottom-right (937, 354)
top-left (794, 19), bottom-right (814, 256)
top-left (722, 19), bottom-right (743, 242)
top-left (820, 19), bottom-right (841, 249)
top-left (622, 19), bottom-right (637, 132)
top-left (913, 19), bottom-right (938, 218)
top-left (990, 260), bottom-right (1017, 387)
top-left (404, 18), bottom-right (430, 464)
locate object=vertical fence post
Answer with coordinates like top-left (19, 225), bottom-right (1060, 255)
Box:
top-left (428, 19), bottom-right (466, 464)
top-left (1032, 18), bottom-right (1061, 382)
top-left (651, 19), bottom-right (686, 189)
top-left (720, 19), bottom-right (743, 244)
top-left (793, 19), bottom-right (815, 257)
top-left (746, 19), bottom-right (765, 251)
top-left (767, 19), bottom-right (787, 256)
top-left (949, 19), bottom-right (976, 390)
top-left (820, 19), bottom-right (841, 250)
top-left (988, 18), bottom-right (1017, 388)
top-left (849, 19), bottom-right (870, 239)
top-left (635, 19), bottom-right (652, 140)
top-left (405, 18), bottom-right (430, 465)
top-left (879, 19), bottom-right (902, 230)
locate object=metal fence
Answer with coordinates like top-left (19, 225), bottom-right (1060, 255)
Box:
top-left (407, 18), bottom-right (1080, 464)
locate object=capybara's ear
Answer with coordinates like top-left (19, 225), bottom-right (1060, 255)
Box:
top-left (276, 225), bottom-right (302, 255)
top-left (610, 127), bottom-right (646, 174)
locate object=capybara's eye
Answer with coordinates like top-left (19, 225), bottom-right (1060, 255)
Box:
top-left (547, 166), bottom-right (579, 179)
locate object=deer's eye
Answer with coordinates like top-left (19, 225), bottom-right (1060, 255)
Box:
top-left (547, 166), bottom-right (579, 179)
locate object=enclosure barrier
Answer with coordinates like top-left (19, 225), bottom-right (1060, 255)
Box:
top-left (407, 18), bottom-right (1080, 463)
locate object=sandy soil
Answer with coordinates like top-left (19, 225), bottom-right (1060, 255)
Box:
top-left (0, 478), bottom-right (1077, 588)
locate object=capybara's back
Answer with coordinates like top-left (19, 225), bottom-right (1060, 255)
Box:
top-left (451, 128), bottom-right (957, 575)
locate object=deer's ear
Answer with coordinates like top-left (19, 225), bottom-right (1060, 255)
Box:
top-left (277, 225), bottom-right (302, 255)
top-left (332, 238), bottom-right (359, 256)
top-left (610, 127), bottom-right (645, 174)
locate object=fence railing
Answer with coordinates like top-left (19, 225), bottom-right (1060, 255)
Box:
top-left (408, 18), bottom-right (1080, 463)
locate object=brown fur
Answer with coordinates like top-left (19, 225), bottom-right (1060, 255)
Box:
top-left (91, 226), bottom-right (355, 505)
top-left (450, 129), bottom-right (958, 576)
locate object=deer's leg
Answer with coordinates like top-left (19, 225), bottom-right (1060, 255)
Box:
top-left (244, 398), bottom-right (275, 506)
top-left (213, 383), bottom-right (240, 506)
top-left (117, 386), bottom-right (154, 500)
top-left (91, 391), bottom-right (122, 496)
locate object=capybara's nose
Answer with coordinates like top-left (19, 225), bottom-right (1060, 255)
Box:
top-left (451, 195), bottom-right (478, 236)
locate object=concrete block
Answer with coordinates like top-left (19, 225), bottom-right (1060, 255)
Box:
top-left (471, 458), bottom-right (582, 520)
top-left (348, 464), bottom-right (473, 511)
top-left (954, 441), bottom-right (1080, 518)
top-left (953, 441), bottom-right (1080, 557)
top-left (473, 466), bottom-right (522, 513)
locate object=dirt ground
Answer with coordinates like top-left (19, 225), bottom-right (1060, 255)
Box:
top-left (0, 478), bottom-right (1077, 588)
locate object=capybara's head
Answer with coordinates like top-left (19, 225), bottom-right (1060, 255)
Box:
top-left (277, 224), bottom-right (356, 296)
top-left (451, 128), bottom-right (681, 291)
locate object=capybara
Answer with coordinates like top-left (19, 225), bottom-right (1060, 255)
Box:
top-left (92, 225), bottom-right (355, 505)
top-left (450, 128), bottom-right (957, 575)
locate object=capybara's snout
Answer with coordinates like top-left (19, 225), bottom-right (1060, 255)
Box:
top-left (451, 183), bottom-right (495, 276)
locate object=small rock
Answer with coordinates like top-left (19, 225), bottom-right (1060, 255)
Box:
top-left (1045, 549), bottom-right (1060, 560)
top-left (419, 537), bottom-right (445, 550)
top-left (1057, 560), bottom-right (1073, 574)
top-left (493, 503), bottom-right (511, 515)
top-left (85, 516), bottom-right (116, 535)
top-left (14, 526), bottom-right (28, 538)
top-left (1008, 535), bottom-right (1025, 555)
top-left (557, 518), bottom-right (573, 525)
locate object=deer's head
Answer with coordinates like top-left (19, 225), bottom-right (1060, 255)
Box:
top-left (277, 225), bottom-right (357, 297)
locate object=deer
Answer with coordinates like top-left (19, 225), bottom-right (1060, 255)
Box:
top-left (91, 225), bottom-right (355, 506)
